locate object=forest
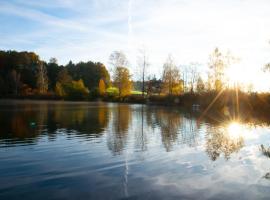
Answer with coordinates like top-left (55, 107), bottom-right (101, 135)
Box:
top-left (0, 49), bottom-right (270, 117)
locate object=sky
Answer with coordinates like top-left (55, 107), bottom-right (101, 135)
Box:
top-left (1, 0), bottom-right (270, 90)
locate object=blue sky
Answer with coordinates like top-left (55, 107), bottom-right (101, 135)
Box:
top-left (1, 0), bottom-right (270, 90)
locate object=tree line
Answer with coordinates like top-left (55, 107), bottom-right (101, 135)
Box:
top-left (0, 50), bottom-right (110, 100)
top-left (0, 48), bottom-right (266, 101)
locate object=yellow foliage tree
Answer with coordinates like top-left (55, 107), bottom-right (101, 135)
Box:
top-left (114, 67), bottom-right (132, 97)
top-left (162, 55), bottom-right (183, 95)
top-left (55, 82), bottom-right (66, 97)
top-left (99, 79), bottom-right (106, 96)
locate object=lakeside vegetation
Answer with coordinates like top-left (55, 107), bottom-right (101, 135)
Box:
top-left (1, 48), bottom-right (270, 117)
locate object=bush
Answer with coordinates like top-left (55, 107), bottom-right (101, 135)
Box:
top-left (55, 79), bottom-right (89, 100)
top-left (64, 79), bottom-right (89, 100)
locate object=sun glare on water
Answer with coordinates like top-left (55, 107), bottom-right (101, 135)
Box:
top-left (227, 122), bottom-right (243, 139)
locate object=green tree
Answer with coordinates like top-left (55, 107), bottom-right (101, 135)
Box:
top-left (66, 61), bottom-right (110, 92)
top-left (64, 79), bottom-right (89, 100)
top-left (46, 57), bottom-right (62, 90)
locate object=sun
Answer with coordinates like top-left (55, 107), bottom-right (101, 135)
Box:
top-left (225, 64), bottom-right (245, 84)
top-left (227, 122), bottom-right (243, 139)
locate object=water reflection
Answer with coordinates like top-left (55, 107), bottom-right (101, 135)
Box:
top-left (107, 104), bottom-right (131, 155)
top-left (146, 107), bottom-right (200, 151)
top-left (0, 102), bottom-right (252, 158)
top-left (1, 101), bottom-right (270, 199)
top-left (205, 122), bottom-right (244, 161)
top-left (0, 102), bottom-right (110, 144)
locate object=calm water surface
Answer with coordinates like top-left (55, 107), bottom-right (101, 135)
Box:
top-left (1, 100), bottom-right (270, 200)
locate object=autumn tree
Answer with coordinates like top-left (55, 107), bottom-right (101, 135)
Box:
top-left (0, 50), bottom-right (40, 95)
top-left (208, 48), bottom-right (226, 91)
top-left (36, 62), bottom-right (48, 94)
top-left (66, 61), bottom-right (110, 91)
top-left (57, 68), bottom-right (72, 84)
top-left (114, 67), bottom-right (132, 97)
top-left (99, 79), bottom-right (106, 96)
top-left (64, 79), bottom-right (89, 100)
top-left (109, 51), bottom-right (132, 97)
top-left (162, 55), bottom-right (183, 95)
top-left (55, 68), bottom-right (72, 97)
top-left (208, 48), bottom-right (237, 91)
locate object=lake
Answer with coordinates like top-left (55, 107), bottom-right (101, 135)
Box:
top-left (0, 100), bottom-right (270, 200)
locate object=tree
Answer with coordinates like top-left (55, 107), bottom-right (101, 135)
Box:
top-left (49, 57), bottom-right (57, 64)
top-left (66, 61), bottom-right (110, 92)
top-left (181, 65), bottom-right (189, 93)
top-left (36, 62), bottom-right (48, 94)
top-left (208, 48), bottom-right (226, 91)
top-left (0, 50), bottom-right (40, 95)
top-left (114, 67), bottom-right (132, 97)
top-left (109, 51), bottom-right (132, 97)
top-left (64, 79), bottom-right (90, 100)
top-left (55, 68), bottom-right (72, 97)
top-left (208, 48), bottom-right (237, 91)
top-left (196, 76), bottom-right (205, 93)
top-left (137, 47), bottom-right (149, 97)
top-left (162, 55), bottom-right (182, 95)
top-left (109, 51), bottom-right (129, 70)
top-left (99, 79), bottom-right (106, 96)
top-left (146, 75), bottom-right (162, 95)
top-left (10, 69), bottom-right (21, 95)
top-left (57, 68), bottom-right (72, 84)
top-left (188, 63), bottom-right (199, 92)
top-left (46, 57), bottom-right (61, 90)
top-left (55, 82), bottom-right (66, 97)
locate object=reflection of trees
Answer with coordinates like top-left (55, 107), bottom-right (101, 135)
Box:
top-left (145, 107), bottom-right (181, 151)
top-left (156, 109), bottom-right (181, 151)
top-left (107, 105), bottom-right (131, 155)
top-left (0, 103), bottom-right (48, 145)
top-left (0, 102), bottom-right (110, 143)
top-left (134, 105), bottom-right (148, 152)
top-left (205, 126), bottom-right (244, 161)
top-left (178, 117), bottom-right (200, 147)
top-left (46, 104), bottom-right (110, 138)
top-left (146, 107), bottom-right (200, 151)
